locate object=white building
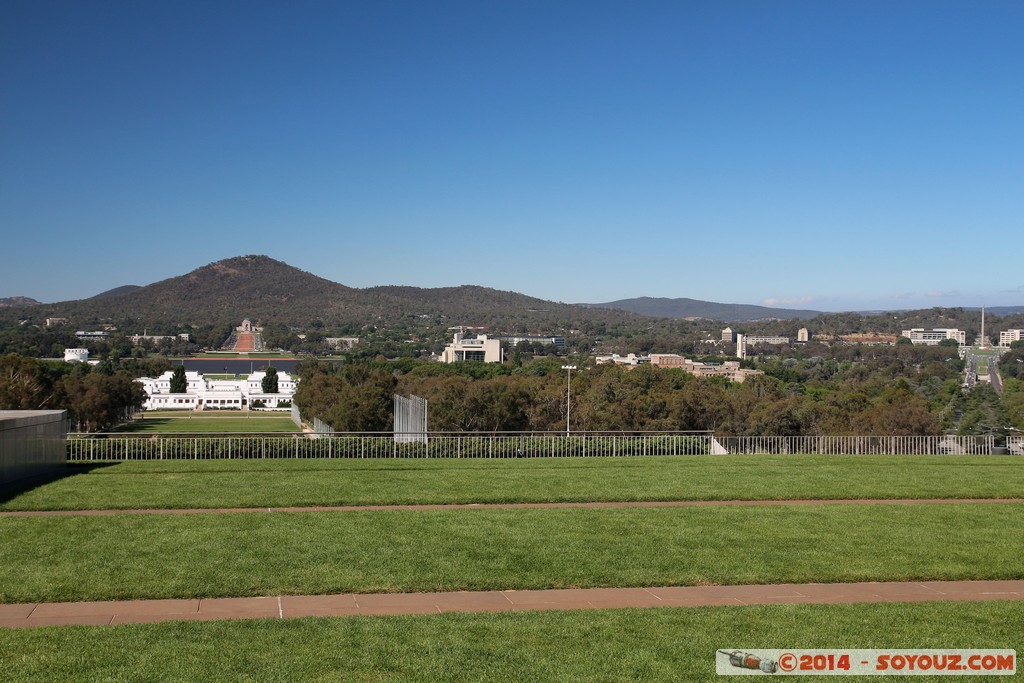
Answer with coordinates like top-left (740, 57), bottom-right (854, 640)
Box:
top-left (137, 370), bottom-right (298, 411)
top-left (901, 328), bottom-right (966, 346)
top-left (999, 329), bottom-right (1024, 348)
top-left (64, 348), bottom-right (90, 363)
top-left (440, 333), bottom-right (503, 363)
top-left (744, 335), bottom-right (791, 346)
top-left (128, 333), bottom-right (192, 346)
top-left (797, 328), bottom-right (810, 343)
top-left (595, 353), bottom-right (648, 366)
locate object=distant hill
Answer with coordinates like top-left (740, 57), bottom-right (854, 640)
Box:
top-left (972, 306), bottom-right (1024, 316)
top-left (584, 296), bottom-right (822, 322)
top-left (0, 255), bottom-right (641, 330)
top-left (0, 296), bottom-right (41, 307)
top-left (91, 285), bottom-right (143, 299)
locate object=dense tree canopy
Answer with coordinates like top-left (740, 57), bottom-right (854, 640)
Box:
top-left (292, 345), bottom-right (962, 436)
top-left (0, 354), bottom-right (146, 432)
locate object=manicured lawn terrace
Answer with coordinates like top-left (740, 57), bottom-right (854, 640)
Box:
top-left (2, 602), bottom-right (1022, 682)
top-left (1, 503), bottom-right (1021, 603)
top-left (109, 415), bottom-right (299, 434)
top-left (4, 455), bottom-right (1023, 511)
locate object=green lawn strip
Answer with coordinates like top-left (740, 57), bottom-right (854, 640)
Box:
top-left (1, 602), bottom-right (1021, 682)
top-left (1, 504), bottom-right (1021, 603)
top-left (107, 417), bottom-right (299, 433)
top-left (4, 455), bottom-right (1023, 511)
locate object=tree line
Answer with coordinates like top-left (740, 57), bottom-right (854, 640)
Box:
top-left (0, 355), bottom-right (166, 432)
top-left (294, 344), bottom-right (965, 436)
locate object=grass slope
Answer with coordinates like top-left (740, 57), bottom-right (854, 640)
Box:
top-left (4, 455), bottom-right (1023, 511)
top-left (110, 416), bottom-right (299, 433)
top-left (2, 602), bottom-right (1022, 682)
top-left (1, 504), bottom-right (1021, 603)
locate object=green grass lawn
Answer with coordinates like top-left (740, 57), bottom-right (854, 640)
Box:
top-left (1, 602), bottom-right (1021, 682)
top-left (1, 503), bottom-right (1021, 603)
top-left (110, 415), bottom-right (299, 433)
top-left (4, 455), bottom-right (1022, 511)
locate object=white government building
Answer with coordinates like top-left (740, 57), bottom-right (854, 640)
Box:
top-left (900, 328), bottom-right (967, 346)
top-left (137, 370), bottom-right (298, 411)
top-left (439, 333), bottom-right (504, 363)
top-left (999, 329), bottom-right (1024, 348)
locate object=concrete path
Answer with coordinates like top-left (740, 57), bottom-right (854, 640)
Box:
top-left (2, 580), bottom-right (1023, 629)
top-left (3, 497), bottom-right (1022, 517)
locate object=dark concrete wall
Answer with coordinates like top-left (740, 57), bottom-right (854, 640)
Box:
top-left (0, 410), bottom-right (68, 486)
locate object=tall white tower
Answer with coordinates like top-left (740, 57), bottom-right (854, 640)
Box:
top-left (981, 305), bottom-right (986, 347)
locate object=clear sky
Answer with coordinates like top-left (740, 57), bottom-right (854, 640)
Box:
top-left (2, 1), bottom-right (1022, 312)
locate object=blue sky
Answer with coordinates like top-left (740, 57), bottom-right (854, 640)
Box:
top-left (2, 1), bottom-right (1022, 311)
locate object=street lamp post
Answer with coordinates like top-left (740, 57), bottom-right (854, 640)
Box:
top-left (561, 365), bottom-right (577, 436)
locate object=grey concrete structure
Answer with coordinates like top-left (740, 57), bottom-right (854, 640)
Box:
top-left (0, 410), bottom-right (68, 487)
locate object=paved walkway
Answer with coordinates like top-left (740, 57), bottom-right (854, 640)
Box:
top-left (2, 580), bottom-right (1022, 629)
top-left (3, 497), bottom-right (1022, 517)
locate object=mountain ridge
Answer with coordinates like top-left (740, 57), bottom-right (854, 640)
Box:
top-left (0, 256), bottom-right (641, 330)
top-left (3, 257), bottom-right (1022, 331)
top-left (583, 296), bottom-right (822, 322)
top-left (0, 296), bottom-right (41, 307)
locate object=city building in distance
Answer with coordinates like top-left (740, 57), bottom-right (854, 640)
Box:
top-left (495, 335), bottom-right (566, 348)
top-left (128, 332), bottom-right (192, 345)
top-left (137, 370), bottom-right (297, 410)
top-left (649, 353), bottom-right (764, 382)
top-left (595, 353), bottom-right (763, 382)
top-left (439, 333), bottom-right (504, 363)
top-left (999, 329), bottom-right (1023, 348)
top-left (901, 328), bottom-right (966, 346)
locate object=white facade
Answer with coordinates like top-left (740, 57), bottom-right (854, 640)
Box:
top-left (129, 333), bottom-right (191, 345)
top-left (64, 348), bottom-right (89, 363)
top-left (440, 333), bottom-right (504, 363)
top-left (901, 328), bottom-right (966, 346)
top-left (137, 370), bottom-right (298, 410)
top-left (797, 328), bottom-right (810, 343)
top-left (744, 335), bottom-right (791, 346)
top-left (595, 353), bottom-right (648, 366)
top-left (999, 329), bottom-right (1023, 348)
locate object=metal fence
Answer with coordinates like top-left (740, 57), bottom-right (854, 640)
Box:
top-left (1009, 436), bottom-right (1024, 456)
top-left (66, 431), bottom-right (713, 460)
top-left (714, 435), bottom-right (995, 455)
top-left (65, 432), bottom-right (1014, 461)
top-left (393, 394), bottom-right (428, 444)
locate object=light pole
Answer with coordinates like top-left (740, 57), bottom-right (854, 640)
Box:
top-left (561, 365), bottom-right (577, 436)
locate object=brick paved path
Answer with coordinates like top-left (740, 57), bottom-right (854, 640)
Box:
top-left (2, 580), bottom-right (1023, 629)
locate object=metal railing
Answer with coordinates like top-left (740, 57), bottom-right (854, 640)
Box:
top-left (714, 435), bottom-right (995, 455)
top-left (66, 431), bottom-right (712, 461)
top-left (65, 432), bottom-right (1013, 461)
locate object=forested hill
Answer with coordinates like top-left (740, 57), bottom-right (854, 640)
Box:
top-left (0, 255), bottom-right (642, 330)
top-left (584, 296), bottom-right (822, 321)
